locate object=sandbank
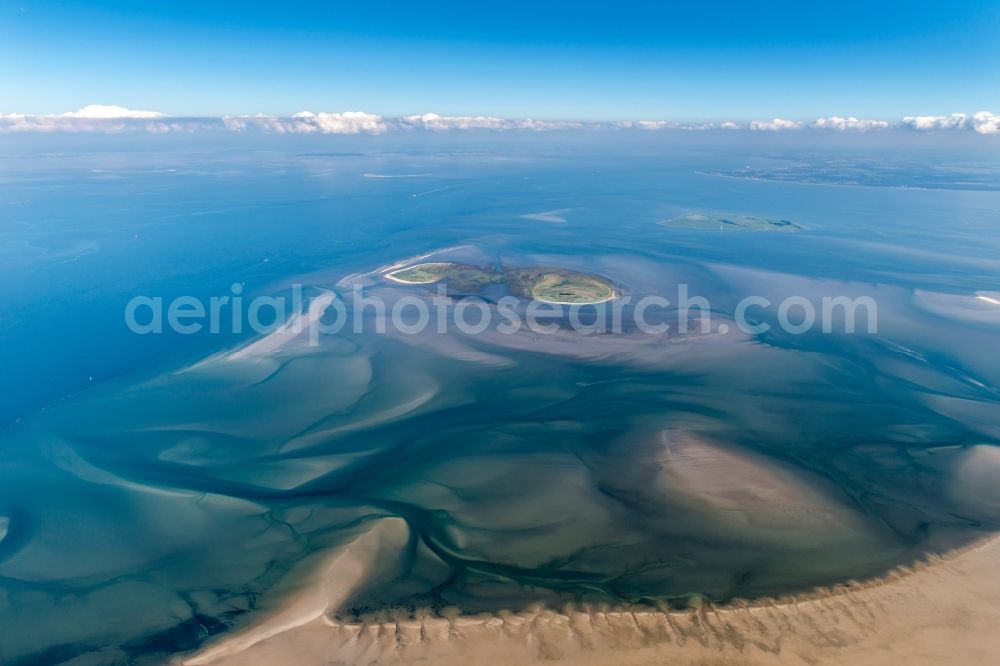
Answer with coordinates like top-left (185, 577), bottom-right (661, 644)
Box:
top-left (181, 524), bottom-right (1000, 666)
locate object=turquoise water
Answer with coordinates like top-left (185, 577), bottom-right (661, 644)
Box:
top-left (1, 133), bottom-right (999, 664)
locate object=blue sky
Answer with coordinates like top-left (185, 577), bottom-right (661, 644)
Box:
top-left (2, 1), bottom-right (998, 120)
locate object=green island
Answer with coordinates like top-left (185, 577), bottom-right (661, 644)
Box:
top-left (385, 262), bottom-right (616, 304)
top-left (383, 262), bottom-right (500, 292)
top-left (659, 211), bottom-right (803, 232)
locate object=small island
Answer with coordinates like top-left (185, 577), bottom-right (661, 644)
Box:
top-left (384, 263), bottom-right (500, 291)
top-left (505, 267), bottom-right (615, 304)
top-left (659, 212), bottom-right (803, 232)
top-left (385, 262), bottom-right (616, 304)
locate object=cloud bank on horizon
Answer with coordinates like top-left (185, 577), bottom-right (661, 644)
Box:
top-left (1, 105), bottom-right (998, 136)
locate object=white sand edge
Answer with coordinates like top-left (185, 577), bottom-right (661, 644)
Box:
top-left (531, 291), bottom-right (618, 305)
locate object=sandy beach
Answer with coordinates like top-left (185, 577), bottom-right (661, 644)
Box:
top-left (180, 523), bottom-right (1000, 666)
top-left (383, 263), bottom-right (456, 284)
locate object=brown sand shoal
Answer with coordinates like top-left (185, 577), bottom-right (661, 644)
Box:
top-left (180, 522), bottom-right (1000, 666)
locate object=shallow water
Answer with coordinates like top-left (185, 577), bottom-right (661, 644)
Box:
top-left (1, 133), bottom-right (999, 663)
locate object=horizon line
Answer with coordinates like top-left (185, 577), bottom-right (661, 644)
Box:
top-left (1, 105), bottom-right (998, 136)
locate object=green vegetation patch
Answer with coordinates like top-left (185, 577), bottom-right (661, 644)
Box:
top-left (507, 268), bottom-right (616, 304)
top-left (386, 262), bottom-right (617, 304)
top-left (385, 263), bottom-right (501, 291)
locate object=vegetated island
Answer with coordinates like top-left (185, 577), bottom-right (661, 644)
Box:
top-left (385, 262), bottom-right (616, 304)
top-left (659, 211), bottom-right (803, 232)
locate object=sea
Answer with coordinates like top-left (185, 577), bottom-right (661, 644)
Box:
top-left (1, 129), bottom-right (999, 664)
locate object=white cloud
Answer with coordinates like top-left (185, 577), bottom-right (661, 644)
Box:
top-left (509, 117), bottom-right (584, 130)
top-left (811, 116), bottom-right (890, 131)
top-left (223, 111), bottom-right (387, 134)
top-left (305, 111), bottom-right (387, 134)
top-left (398, 112), bottom-right (508, 130)
top-left (901, 113), bottom-right (969, 131)
top-left (749, 118), bottom-right (803, 131)
top-left (616, 120), bottom-right (741, 131)
top-left (60, 104), bottom-right (166, 119)
top-left (0, 117), bottom-right (209, 134)
top-left (676, 122), bottom-right (717, 131)
top-left (2, 107), bottom-right (999, 136)
top-left (221, 114), bottom-right (284, 133)
top-left (619, 120), bottom-right (670, 130)
top-left (900, 112), bottom-right (1000, 135)
top-left (0, 104), bottom-right (184, 133)
top-left (393, 113), bottom-right (582, 131)
top-left (970, 111), bottom-right (1000, 135)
